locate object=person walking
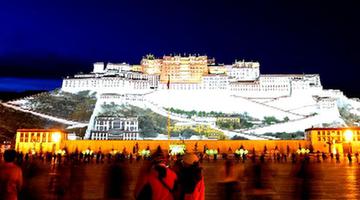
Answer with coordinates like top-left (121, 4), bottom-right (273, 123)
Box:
top-left (217, 160), bottom-right (240, 200)
top-left (0, 149), bottom-right (23, 200)
top-left (135, 147), bottom-right (178, 200)
top-left (177, 153), bottom-right (205, 200)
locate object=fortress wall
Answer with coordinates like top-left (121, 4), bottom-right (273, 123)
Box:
top-left (63, 140), bottom-right (310, 153)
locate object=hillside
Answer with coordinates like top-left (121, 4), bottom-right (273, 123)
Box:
top-left (4, 88), bottom-right (360, 140)
top-left (0, 104), bottom-right (66, 141)
top-left (10, 90), bottom-right (96, 123)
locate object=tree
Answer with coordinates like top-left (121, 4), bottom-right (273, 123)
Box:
top-left (263, 116), bottom-right (280, 125)
top-left (283, 116), bottom-right (290, 122)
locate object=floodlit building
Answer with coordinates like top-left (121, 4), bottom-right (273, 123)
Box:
top-left (160, 55), bottom-right (209, 84)
top-left (140, 54), bottom-right (162, 75)
top-left (90, 116), bottom-right (139, 140)
top-left (305, 127), bottom-right (360, 154)
top-left (15, 129), bottom-right (67, 153)
top-left (61, 54), bottom-right (323, 98)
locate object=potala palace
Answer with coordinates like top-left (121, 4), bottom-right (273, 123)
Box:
top-left (62, 54), bottom-right (322, 98)
top-left (56, 54), bottom-right (360, 140)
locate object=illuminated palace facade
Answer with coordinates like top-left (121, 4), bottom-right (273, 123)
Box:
top-left (61, 54), bottom-right (322, 98)
top-left (305, 127), bottom-right (360, 154)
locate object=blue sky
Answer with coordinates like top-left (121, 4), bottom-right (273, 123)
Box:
top-left (0, 1), bottom-right (359, 96)
top-left (0, 77), bottom-right (61, 92)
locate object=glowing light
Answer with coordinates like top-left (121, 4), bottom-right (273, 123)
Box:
top-left (297, 148), bottom-right (310, 154)
top-left (169, 144), bottom-right (186, 156)
top-left (110, 150), bottom-right (118, 155)
top-left (82, 149), bottom-right (93, 155)
top-left (235, 149), bottom-right (248, 155)
top-left (205, 149), bottom-right (218, 156)
top-left (344, 130), bottom-right (353, 142)
top-left (140, 149), bottom-right (150, 157)
top-left (51, 132), bottom-right (61, 143)
top-left (56, 149), bottom-right (66, 156)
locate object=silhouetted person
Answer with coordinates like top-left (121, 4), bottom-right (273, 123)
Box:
top-left (245, 160), bottom-right (274, 199)
top-left (321, 152), bottom-right (327, 161)
top-left (291, 152), bottom-right (297, 164)
top-left (0, 149), bottom-right (23, 200)
top-left (218, 160), bottom-right (240, 200)
top-left (135, 147), bottom-right (178, 200)
top-left (48, 163), bottom-right (71, 199)
top-left (177, 153), bottom-right (205, 200)
top-left (96, 149), bottom-right (102, 164)
top-left (347, 153), bottom-right (352, 163)
top-left (260, 153), bottom-right (265, 163)
top-left (293, 160), bottom-right (315, 200)
top-left (336, 153), bottom-right (340, 163)
top-left (104, 161), bottom-right (131, 199)
top-left (65, 162), bottom-right (85, 200)
top-left (19, 159), bottom-right (44, 200)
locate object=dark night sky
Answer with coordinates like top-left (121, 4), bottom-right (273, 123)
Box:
top-left (0, 1), bottom-right (359, 96)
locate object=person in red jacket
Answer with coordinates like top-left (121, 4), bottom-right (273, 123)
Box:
top-left (0, 149), bottom-right (23, 200)
top-left (135, 147), bottom-right (178, 200)
top-left (177, 153), bottom-right (205, 200)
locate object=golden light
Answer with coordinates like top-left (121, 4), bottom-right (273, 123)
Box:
top-left (51, 132), bottom-right (61, 143)
top-left (344, 130), bottom-right (354, 142)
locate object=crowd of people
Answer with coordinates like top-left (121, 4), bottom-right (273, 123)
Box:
top-left (0, 146), bottom-right (358, 200)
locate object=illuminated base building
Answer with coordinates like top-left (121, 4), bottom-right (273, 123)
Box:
top-left (15, 129), bottom-right (67, 153)
top-left (61, 54), bottom-right (322, 98)
top-left (305, 127), bottom-right (360, 154)
top-left (90, 116), bottom-right (139, 140)
top-left (15, 127), bottom-right (360, 155)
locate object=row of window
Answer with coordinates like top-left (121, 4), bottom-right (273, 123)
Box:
top-left (64, 80), bottom-right (150, 88)
top-left (317, 136), bottom-right (360, 142)
top-left (18, 132), bottom-right (54, 143)
top-left (317, 131), bottom-right (360, 135)
top-left (91, 133), bottom-right (139, 140)
top-left (94, 126), bottom-right (138, 131)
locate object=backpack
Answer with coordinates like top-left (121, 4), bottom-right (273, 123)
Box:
top-left (137, 165), bottom-right (178, 200)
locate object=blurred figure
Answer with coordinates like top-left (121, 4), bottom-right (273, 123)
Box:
top-left (96, 149), bottom-right (102, 164)
top-left (0, 149), bottom-right (23, 200)
top-left (48, 163), bottom-right (71, 200)
top-left (64, 162), bottom-right (85, 200)
top-left (104, 160), bottom-right (131, 199)
top-left (177, 153), bottom-right (205, 200)
top-left (291, 152), bottom-right (297, 164)
top-left (135, 147), bottom-right (178, 200)
top-left (259, 153), bottom-right (265, 163)
top-left (321, 152), bottom-right (327, 161)
top-left (244, 160), bottom-right (274, 199)
top-left (16, 152), bottom-right (23, 165)
top-left (347, 153), bottom-right (352, 164)
top-left (316, 151), bottom-right (321, 163)
top-left (19, 159), bottom-right (46, 200)
top-left (335, 153), bottom-right (340, 163)
top-left (292, 160), bottom-right (315, 200)
top-left (218, 160), bottom-right (240, 200)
